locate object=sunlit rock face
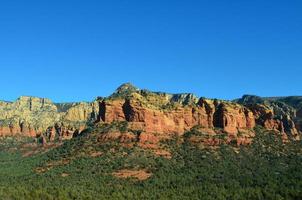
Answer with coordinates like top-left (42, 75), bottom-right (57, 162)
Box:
top-left (98, 95), bottom-right (256, 137)
top-left (235, 95), bottom-right (301, 140)
top-left (0, 84), bottom-right (301, 143)
top-left (0, 96), bottom-right (60, 137)
top-left (0, 96), bottom-right (99, 139)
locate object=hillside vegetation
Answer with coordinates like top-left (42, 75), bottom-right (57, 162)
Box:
top-left (0, 124), bottom-right (301, 200)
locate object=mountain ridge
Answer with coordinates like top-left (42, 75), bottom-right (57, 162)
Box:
top-left (0, 83), bottom-right (300, 146)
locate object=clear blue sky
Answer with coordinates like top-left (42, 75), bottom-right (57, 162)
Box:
top-left (0, 0), bottom-right (301, 102)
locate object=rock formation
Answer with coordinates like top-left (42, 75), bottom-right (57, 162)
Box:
top-left (0, 96), bottom-right (98, 140)
top-left (235, 95), bottom-right (301, 140)
top-left (0, 84), bottom-right (300, 144)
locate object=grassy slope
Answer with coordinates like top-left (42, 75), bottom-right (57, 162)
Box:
top-left (0, 127), bottom-right (301, 200)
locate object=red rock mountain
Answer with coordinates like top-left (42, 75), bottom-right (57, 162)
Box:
top-left (0, 83), bottom-right (301, 144)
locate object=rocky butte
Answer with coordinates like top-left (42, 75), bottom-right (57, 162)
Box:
top-left (0, 83), bottom-right (301, 146)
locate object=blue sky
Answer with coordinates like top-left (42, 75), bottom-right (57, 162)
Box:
top-left (0, 0), bottom-right (301, 102)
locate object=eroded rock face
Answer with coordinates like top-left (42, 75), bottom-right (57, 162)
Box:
top-left (0, 96), bottom-right (99, 140)
top-left (0, 84), bottom-right (300, 144)
top-left (64, 102), bottom-right (99, 122)
top-left (98, 93), bottom-right (256, 137)
top-left (0, 97), bottom-right (59, 137)
top-left (236, 95), bottom-right (301, 139)
top-left (246, 104), bottom-right (284, 132)
top-left (213, 102), bottom-right (255, 135)
top-left (98, 100), bottom-right (125, 123)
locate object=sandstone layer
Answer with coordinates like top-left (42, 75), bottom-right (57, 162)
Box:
top-left (0, 84), bottom-right (301, 143)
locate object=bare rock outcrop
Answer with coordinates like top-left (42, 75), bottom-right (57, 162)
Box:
top-left (0, 84), bottom-right (300, 145)
top-left (0, 96), bottom-right (99, 140)
top-left (236, 95), bottom-right (301, 139)
top-left (98, 91), bottom-right (256, 138)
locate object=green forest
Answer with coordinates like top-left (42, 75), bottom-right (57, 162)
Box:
top-left (0, 126), bottom-right (301, 200)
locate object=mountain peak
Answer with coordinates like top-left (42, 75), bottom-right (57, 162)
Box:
top-left (116, 83), bottom-right (139, 92)
top-left (111, 83), bottom-right (140, 98)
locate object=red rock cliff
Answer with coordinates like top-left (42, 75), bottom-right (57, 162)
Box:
top-left (98, 92), bottom-right (256, 137)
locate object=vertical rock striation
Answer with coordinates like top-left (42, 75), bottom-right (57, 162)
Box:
top-left (0, 84), bottom-right (300, 143)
